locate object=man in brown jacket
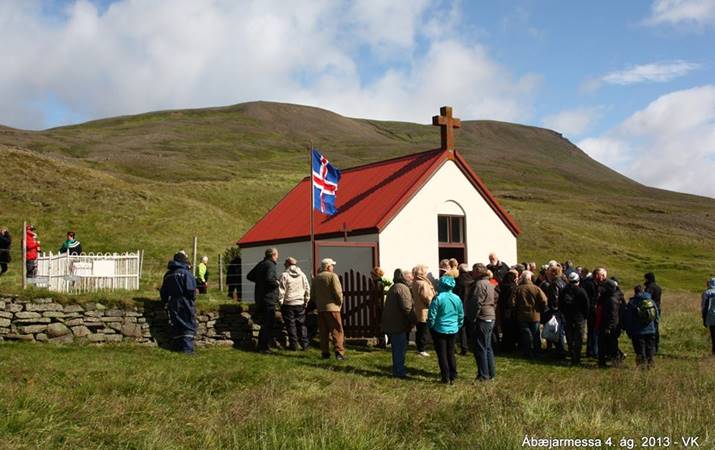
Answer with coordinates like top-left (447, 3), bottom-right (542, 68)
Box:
top-left (310, 258), bottom-right (346, 360)
top-left (511, 271), bottom-right (548, 358)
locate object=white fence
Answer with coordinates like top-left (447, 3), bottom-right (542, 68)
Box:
top-left (31, 251), bottom-right (143, 294)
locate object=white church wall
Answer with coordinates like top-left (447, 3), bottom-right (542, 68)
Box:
top-left (240, 234), bottom-right (378, 301)
top-left (379, 159), bottom-right (517, 281)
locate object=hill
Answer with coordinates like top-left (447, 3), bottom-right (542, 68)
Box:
top-left (0, 101), bottom-right (713, 292)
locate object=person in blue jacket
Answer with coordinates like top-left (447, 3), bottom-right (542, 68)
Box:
top-left (160, 252), bottom-right (197, 354)
top-left (427, 275), bottom-right (464, 385)
top-left (623, 286), bottom-right (659, 368)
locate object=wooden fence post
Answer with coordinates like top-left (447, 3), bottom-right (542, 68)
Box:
top-left (191, 236), bottom-right (198, 275)
top-left (219, 253), bottom-right (224, 292)
top-left (21, 221), bottom-right (26, 289)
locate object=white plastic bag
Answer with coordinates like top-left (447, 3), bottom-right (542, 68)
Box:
top-left (542, 315), bottom-right (560, 343)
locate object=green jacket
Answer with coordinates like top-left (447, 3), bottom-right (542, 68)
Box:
top-left (197, 262), bottom-right (208, 283)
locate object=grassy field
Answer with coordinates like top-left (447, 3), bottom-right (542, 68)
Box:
top-left (0, 101), bottom-right (714, 298)
top-left (0, 292), bottom-right (713, 449)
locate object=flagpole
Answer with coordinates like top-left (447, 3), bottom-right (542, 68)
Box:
top-left (309, 144), bottom-right (316, 277)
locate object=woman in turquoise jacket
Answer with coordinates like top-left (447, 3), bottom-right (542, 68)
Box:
top-left (427, 275), bottom-right (464, 384)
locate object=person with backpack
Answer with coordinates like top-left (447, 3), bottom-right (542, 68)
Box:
top-left (702, 278), bottom-right (715, 355)
top-left (624, 286), bottom-right (659, 368)
top-left (559, 272), bottom-right (590, 364)
top-left (644, 272), bottom-right (662, 353)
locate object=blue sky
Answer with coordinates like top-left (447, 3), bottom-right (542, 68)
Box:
top-left (1, 0), bottom-right (714, 196)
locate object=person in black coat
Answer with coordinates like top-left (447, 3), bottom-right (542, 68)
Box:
top-left (559, 272), bottom-right (590, 364)
top-left (0, 227), bottom-right (11, 276)
top-left (454, 264), bottom-right (475, 355)
top-left (487, 253), bottom-right (510, 284)
top-left (597, 278), bottom-right (621, 368)
top-left (160, 252), bottom-right (197, 354)
top-left (580, 269), bottom-right (599, 357)
top-left (644, 272), bottom-right (662, 353)
top-left (497, 269), bottom-right (518, 353)
top-left (247, 247), bottom-right (280, 354)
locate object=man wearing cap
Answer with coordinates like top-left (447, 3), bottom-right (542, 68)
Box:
top-left (160, 252), bottom-right (198, 354)
top-left (559, 272), bottom-right (590, 364)
top-left (247, 248), bottom-right (280, 354)
top-left (310, 258), bottom-right (346, 360)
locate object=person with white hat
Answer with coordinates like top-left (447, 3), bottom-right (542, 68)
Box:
top-left (559, 271), bottom-right (590, 364)
top-left (310, 257), bottom-right (346, 360)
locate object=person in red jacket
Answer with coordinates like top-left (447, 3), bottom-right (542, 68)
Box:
top-left (25, 224), bottom-right (40, 278)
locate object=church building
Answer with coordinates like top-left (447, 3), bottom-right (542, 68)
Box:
top-left (237, 107), bottom-right (520, 301)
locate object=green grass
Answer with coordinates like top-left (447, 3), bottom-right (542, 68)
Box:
top-left (0, 292), bottom-right (713, 449)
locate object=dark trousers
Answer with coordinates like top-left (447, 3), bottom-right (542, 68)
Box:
top-left (196, 282), bottom-right (207, 294)
top-left (388, 332), bottom-right (407, 377)
top-left (282, 304), bottom-right (308, 349)
top-left (631, 334), bottom-right (656, 367)
top-left (500, 317), bottom-right (518, 353)
top-left (430, 330), bottom-right (457, 382)
top-left (458, 325), bottom-right (469, 354)
top-left (475, 320), bottom-right (496, 380)
top-left (415, 322), bottom-right (428, 352)
top-left (518, 321), bottom-right (541, 358)
top-left (598, 330), bottom-right (619, 366)
top-left (257, 304), bottom-right (276, 351)
top-left (26, 260), bottom-right (37, 278)
top-left (0, 262), bottom-right (7, 275)
top-left (173, 335), bottom-right (195, 353)
top-left (565, 319), bottom-right (586, 363)
top-left (586, 315), bottom-right (598, 357)
top-left (710, 326), bottom-right (715, 354)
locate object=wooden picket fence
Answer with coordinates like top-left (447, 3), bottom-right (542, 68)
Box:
top-left (338, 270), bottom-right (383, 338)
top-left (31, 251), bottom-right (143, 294)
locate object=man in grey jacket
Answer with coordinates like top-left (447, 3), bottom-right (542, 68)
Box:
top-left (278, 257), bottom-right (311, 351)
top-left (468, 263), bottom-right (497, 381)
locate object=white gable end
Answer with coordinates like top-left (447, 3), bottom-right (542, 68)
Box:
top-left (378, 159), bottom-right (517, 277)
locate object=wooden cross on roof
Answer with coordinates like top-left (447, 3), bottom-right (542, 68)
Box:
top-left (432, 106), bottom-right (461, 151)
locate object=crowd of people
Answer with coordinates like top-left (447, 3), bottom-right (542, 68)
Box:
top-left (157, 247), bottom-right (715, 383)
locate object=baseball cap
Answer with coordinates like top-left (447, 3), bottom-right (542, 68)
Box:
top-left (321, 258), bottom-right (337, 266)
top-left (568, 272), bottom-right (580, 283)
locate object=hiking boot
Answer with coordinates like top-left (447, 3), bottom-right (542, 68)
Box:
top-left (417, 351), bottom-right (430, 357)
top-left (335, 353), bottom-right (347, 361)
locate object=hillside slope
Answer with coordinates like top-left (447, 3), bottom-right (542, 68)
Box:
top-left (0, 101), bottom-right (713, 291)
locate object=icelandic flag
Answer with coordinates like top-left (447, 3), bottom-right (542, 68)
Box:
top-left (312, 149), bottom-right (341, 215)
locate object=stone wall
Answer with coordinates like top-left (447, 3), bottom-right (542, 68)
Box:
top-left (0, 296), bottom-right (262, 348)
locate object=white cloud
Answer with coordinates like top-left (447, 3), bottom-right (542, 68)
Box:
top-left (541, 107), bottom-right (604, 137)
top-left (578, 85), bottom-right (715, 198)
top-left (0, 0), bottom-right (537, 129)
top-left (644, 0), bottom-right (715, 27)
top-left (583, 61), bottom-right (700, 92)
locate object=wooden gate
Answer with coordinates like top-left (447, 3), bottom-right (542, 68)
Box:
top-left (339, 270), bottom-right (383, 338)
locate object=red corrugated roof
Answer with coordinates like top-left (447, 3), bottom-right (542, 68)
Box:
top-left (238, 148), bottom-right (520, 246)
